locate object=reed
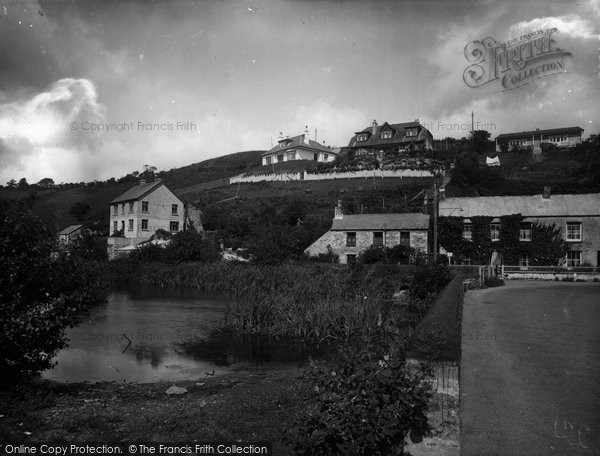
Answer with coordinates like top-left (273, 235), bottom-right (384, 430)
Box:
top-left (108, 260), bottom-right (412, 343)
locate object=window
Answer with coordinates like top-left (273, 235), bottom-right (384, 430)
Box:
top-left (128, 219), bottom-right (134, 231)
top-left (113, 205), bottom-right (118, 215)
top-left (286, 151), bottom-right (295, 160)
top-left (373, 231), bottom-right (384, 247)
top-left (313, 153), bottom-right (318, 161)
top-left (566, 251), bottom-right (581, 267)
top-left (324, 153), bottom-right (329, 161)
top-left (121, 204), bottom-right (125, 215)
top-left (277, 154), bottom-right (284, 163)
top-left (519, 253), bottom-right (530, 267)
top-left (566, 222), bottom-right (582, 242)
top-left (128, 202), bottom-right (134, 213)
top-left (141, 219), bottom-right (148, 231)
top-left (265, 156), bottom-right (271, 165)
top-left (490, 222), bottom-right (501, 241)
top-left (347, 254), bottom-right (357, 264)
top-left (171, 204), bottom-right (178, 215)
top-left (170, 221), bottom-right (179, 232)
top-left (463, 222), bottom-right (473, 241)
top-left (519, 223), bottom-right (532, 241)
top-left (406, 128), bottom-right (418, 137)
top-left (113, 221), bottom-right (117, 233)
top-left (120, 221), bottom-right (125, 231)
top-left (346, 232), bottom-right (356, 247)
top-left (142, 201), bottom-right (149, 213)
top-left (380, 130), bottom-right (392, 140)
top-left (356, 134), bottom-right (368, 142)
top-left (463, 255), bottom-right (471, 266)
top-left (400, 231), bottom-right (410, 246)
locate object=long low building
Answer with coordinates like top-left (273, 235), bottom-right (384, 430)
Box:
top-left (305, 201), bottom-right (429, 264)
top-left (438, 190), bottom-right (600, 266)
top-left (495, 126), bottom-right (584, 152)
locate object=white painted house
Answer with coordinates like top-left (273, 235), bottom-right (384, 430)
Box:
top-left (262, 128), bottom-right (337, 166)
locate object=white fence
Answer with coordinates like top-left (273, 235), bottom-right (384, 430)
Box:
top-left (229, 168), bottom-right (432, 185)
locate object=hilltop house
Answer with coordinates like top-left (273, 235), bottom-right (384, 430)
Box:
top-left (438, 190), bottom-right (600, 267)
top-left (58, 224), bottom-right (84, 244)
top-left (495, 126), bottom-right (584, 153)
top-left (343, 120), bottom-right (434, 158)
top-left (305, 201), bottom-right (430, 264)
top-left (107, 179), bottom-right (203, 258)
top-left (262, 128), bottom-right (337, 166)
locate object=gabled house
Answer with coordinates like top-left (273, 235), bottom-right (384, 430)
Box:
top-left (107, 179), bottom-right (202, 258)
top-left (262, 127), bottom-right (337, 166)
top-left (344, 120), bottom-right (434, 157)
top-left (438, 190), bottom-right (600, 266)
top-left (58, 224), bottom-right (84, 244)
top-left (305, 201), bottom-right (430, 264)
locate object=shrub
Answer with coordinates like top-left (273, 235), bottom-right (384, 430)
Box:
top-left (484, 276), bottom-right (505, 287)
top-left (0, 203), bottom-right (106, 383)
top-left (285, 338), bottom-right (432, 455)
top-left (408, 263), bottom-right (453, 300)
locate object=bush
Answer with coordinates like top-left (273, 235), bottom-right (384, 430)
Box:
top-left (484, 276), bottom-right (505, 287)
top-left (358, 245), bottom-right (415, 265)
top-left (408, 263), bottom-right (453, 300)
top-left (285, 338), bottom-right (432, 455)
top-left (0, 203), bottom-right (106, 383)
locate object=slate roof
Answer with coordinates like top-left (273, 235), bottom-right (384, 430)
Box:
top-left (346, 121), bottom-right (431, 148)
top-left (495, 126), bottom-right (583, 140)
top-left (110, 180), bottom-right (166, 204)
top-left (439, 194), bottom-right (600, 218)
top-left (262, 134), bottom-right (333, 156)
top-left (331, 213), bottom-right (430, 231)
top-left (59, 225), bottom-right (83, 236)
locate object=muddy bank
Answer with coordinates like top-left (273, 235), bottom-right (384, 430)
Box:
top-left (0, 368), bottom-right (309, 454)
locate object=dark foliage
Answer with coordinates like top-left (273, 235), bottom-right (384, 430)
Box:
top-left (0, 202), bottom-right (106, 383)
top-left (408, 263), bottom-right (453, 301)
top-left (285, 338), bottom-right (432, 455)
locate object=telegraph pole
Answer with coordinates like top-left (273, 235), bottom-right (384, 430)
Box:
top-left (433, 168), bottom-right (439, 261)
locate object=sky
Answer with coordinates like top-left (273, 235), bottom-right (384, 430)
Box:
top-left (0, 0), bottom-right (599, 184)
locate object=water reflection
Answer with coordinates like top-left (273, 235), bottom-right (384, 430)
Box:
top-left (43, 288), bottom-right (324, 383)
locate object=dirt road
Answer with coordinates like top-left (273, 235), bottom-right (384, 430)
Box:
top-left (460, 281), bottom-right (600, 456)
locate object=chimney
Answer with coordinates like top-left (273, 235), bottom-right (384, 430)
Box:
top-left (542, 186), bottom-right (551, 200)
top-left (278, 132), bottom-right (284, 141)
top-left (371, 119), bottom-right (378, 134)
top-left (334, 199), bottom-right (343, 219)
top-left (304, 126), bottom-right (310, 145)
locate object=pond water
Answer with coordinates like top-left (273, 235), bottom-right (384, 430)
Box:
top-left (43, 288), bottom-right (317, 383)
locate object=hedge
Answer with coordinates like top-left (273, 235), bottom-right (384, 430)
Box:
top-left (409, 275), bottom-right (464, 361)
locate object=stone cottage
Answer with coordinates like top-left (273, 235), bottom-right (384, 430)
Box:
top-left (305, 201), bottom-right (430, 264)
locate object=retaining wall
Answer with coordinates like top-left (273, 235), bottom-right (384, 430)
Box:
top-left (229, 168), bottom-right (432, 184)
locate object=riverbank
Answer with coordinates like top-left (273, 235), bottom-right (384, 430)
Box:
top-left (0, 369), bottom-right (309, 453)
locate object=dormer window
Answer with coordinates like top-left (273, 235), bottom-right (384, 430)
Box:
top-left (380, 130), bottom-right (392, 140)
top-left (406, 128), bottom-right (418, 137)
top-left (356, 133), bottom-right (368, 142)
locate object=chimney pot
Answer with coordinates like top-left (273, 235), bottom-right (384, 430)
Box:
top-left (304, 126), bottom-right (310, 145)
top-left (371, 119), bottom-right (377, 134)
top-left (334, 200), bottom-right (343, 219)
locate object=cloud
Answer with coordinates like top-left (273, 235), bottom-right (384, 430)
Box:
top-left (508, 14), bottom-right (600, 41)
top-left (0, 78), bottom-right (105, 183)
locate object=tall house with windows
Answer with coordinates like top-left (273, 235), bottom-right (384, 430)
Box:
top-left (439, 190), bottom-right (600, 267)
top-left (343, 119), bottom-right (434, 157)
top-left (304, 201), bottom-right (430, 264)
top-left (107, 179), bottom-right (186, 258)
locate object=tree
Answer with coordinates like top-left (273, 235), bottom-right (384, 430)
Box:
top-left (18, 177), bottom-right (29, 190)
top-left (69, 202), bottom-right (91, 222)
top-left (0, 202), bottom-right (105, 382)
top-left (470, 130), bottom-right (493, 155)
top-left (37, 177), bottom-right (55, 187)
top-left (6, 179), bottom-right (17, 189)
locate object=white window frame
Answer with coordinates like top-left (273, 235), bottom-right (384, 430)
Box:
top-left (380, 130), bottom-right (392, 140)
top-left (128, 219), bottom-right (134, 231)
top-left (566, 251), bottom-right (582, 267)
top-left (519, 253), bottom-right (530, 267)
top-left (490, 223), bottom-right (501, 241)
top-left (519, 223), bottom-right (532, 242)
top-left (463, 223), bottom-right (473, 241)
top-left (142, 201), bottom-right (149, 213)
top-left (141, 219), bottom-right (149, 231)
top-left (566, 222), bottom-right (582, 242)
